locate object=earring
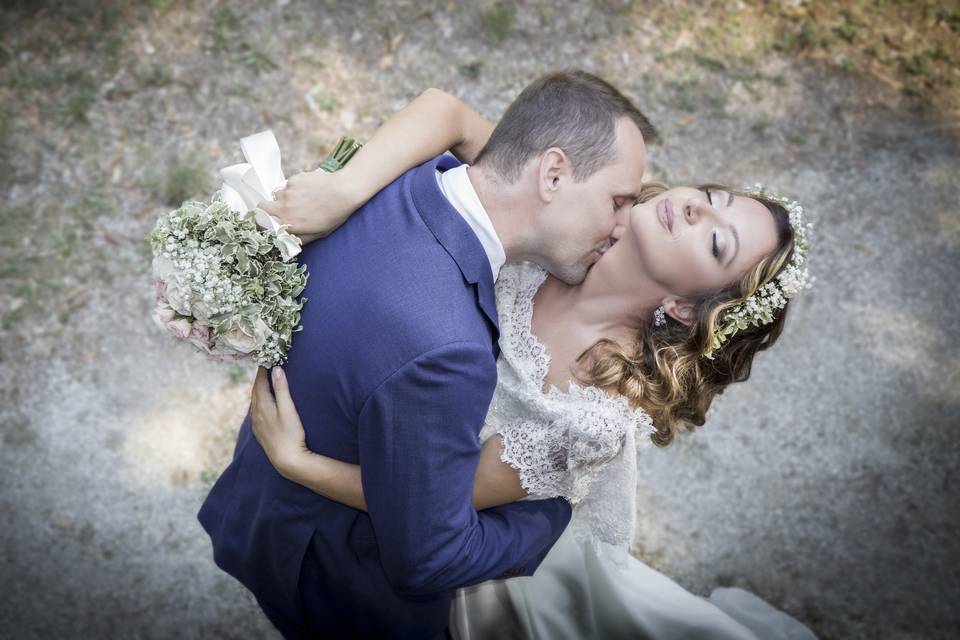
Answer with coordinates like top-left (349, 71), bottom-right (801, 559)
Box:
top-left (654, 306), bottom-right (666, 327)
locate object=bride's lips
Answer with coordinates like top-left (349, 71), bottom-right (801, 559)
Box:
top-left (657, 199), bottom-right (674, 235)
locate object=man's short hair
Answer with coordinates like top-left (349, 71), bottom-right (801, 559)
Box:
top-left (473, 70), bottom-right (658, 183)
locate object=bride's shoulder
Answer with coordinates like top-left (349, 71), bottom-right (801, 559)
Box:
top-left (565, 379), bottom-right (655, 431)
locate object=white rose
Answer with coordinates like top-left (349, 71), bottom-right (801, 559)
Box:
top-left (164, 278), bottom-right (192, 316)
top-left (191, 300), bottom-right (213, 324)
top-left (208, 345), bottom-right (247, 362)
top-left (220, 327), bottom-right (257, 354)
top-left (151, 255), bottom-right (177, 281)
top-left (220, 318), bottom-right (270, 354)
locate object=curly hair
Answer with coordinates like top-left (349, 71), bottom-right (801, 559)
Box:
top-left (574, 183), bottom-right (797, 446)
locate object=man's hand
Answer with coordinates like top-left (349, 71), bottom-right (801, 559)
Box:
top-left (256, 168), bottom-right (362, 246)
top-left (251, 366), bottom-right (309, 479)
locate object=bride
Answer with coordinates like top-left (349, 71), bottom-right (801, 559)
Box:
top-left (249, 88), bottom-right (817, 639)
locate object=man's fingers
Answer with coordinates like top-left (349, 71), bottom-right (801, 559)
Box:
top-left (257, 200), bottom-right (278, 216)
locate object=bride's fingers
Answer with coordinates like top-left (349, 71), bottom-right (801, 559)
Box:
top-left (252, 367), bottom-right (277, 419)
top-left (257, 199), bottom-right (278, 216)
top-left (270, 367), bottom-right (301, 426)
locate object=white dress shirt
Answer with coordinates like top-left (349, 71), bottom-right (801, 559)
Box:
top-left (435, 164), bottom-right (506, 282)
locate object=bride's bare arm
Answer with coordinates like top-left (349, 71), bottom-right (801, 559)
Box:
top-left (251, 367), bottom-right (527, 511)
top-left (258, 89), bottom-right (495, 241)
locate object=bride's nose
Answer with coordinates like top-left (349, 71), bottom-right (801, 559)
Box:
top-left (682, 197), bottom-right (711, 225)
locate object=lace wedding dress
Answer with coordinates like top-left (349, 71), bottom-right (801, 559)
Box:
top-left (449, 262), bottom-right (817, 640)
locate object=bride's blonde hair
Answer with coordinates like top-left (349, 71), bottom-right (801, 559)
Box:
top-left (575, 183), bottom-right (797, 446)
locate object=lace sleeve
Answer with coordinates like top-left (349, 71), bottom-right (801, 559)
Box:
top-left (496, 388), bottom-right (646, 505)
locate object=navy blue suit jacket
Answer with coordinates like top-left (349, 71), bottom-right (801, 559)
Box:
top-left (198, 154), bottom-right (572, 638)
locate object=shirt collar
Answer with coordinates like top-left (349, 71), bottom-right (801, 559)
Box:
top-left (435, 164), bottom-right (506, 281)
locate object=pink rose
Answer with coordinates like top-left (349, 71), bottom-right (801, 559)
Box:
top-left (185, 323), bottom-right (213, 352)
top-left (208, 342), bottom-right (247, 362)
top-left (154, 280), bottom-right (167, 302)
top-left (165, 318), bottom-right (193, 339)
top-left (190, 322), bottom-right (211, 341)
top-left (152, 301), bottom-right (176, 330)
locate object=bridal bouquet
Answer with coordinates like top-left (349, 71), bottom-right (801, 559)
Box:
top-left (149, 132), bottom-right (361, 366)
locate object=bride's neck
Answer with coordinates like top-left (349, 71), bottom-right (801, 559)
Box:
top-left (538, 240), bottom-right (663, 344)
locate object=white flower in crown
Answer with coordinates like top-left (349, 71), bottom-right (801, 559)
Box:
top-left (708, 184), bottom-right (814, 357)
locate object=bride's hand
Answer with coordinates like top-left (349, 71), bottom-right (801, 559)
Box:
top-left (256, 167), bottom-right (361, 246)
top-left (251, 366), bottom-right (309, 480)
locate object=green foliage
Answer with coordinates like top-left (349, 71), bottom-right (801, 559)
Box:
top-left (149, 0), bottom-right (177, 12)
top-left (939, 6), bottom-right (960, 33)
top-left (751, 117), bottom-right (771, 136)
top-left (665, 77), bottom-right (702, 112)
top-left (200, 469), bottom-right (220, 486)
top-left (211, 6), bottom-right (242, 51)
top-left (157, 155), bottom-right (210, 206)
top-left (236, 42), bottom-right (279, 73)
top-left (903, 47), bottom-right (949, 78)
top-left (314, 93), bottom-right (338, 112)
top-left (210, 6), bottom-right (277, 73)
top-left (228, 364), bottom-right (251, 385)
top-left (773, 20), bottom-right (815, 54)
top-left (459, 61), bottom-right (483, 80)
top-left (832, 9), bottom-right (863, 44)
top-left (692, 52), bottom-right (726, 72)
top-left (0, 43), bottom-right (11, 69)
top-left (481, 2), bottom-right (515, 45)
top-left (0, 104), bottom-right (10, 148)
top-left (134, 61), bottom-right (172, 87)
top-left (59, 87), bottom-right (96, 126)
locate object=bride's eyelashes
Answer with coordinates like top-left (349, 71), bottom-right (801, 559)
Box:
top-left (704, 187), bottom-right (734, 209)
top-left (705, 189), bottom-right (720, 261)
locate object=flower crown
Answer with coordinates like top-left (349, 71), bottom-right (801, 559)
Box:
top-left (708, 184), bottom-right (813, 356)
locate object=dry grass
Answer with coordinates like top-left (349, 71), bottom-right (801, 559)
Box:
top-left (634, 0), bottom-right (960, 114)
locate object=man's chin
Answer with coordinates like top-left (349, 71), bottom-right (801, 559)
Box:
top-left (552, 261), bottom-right (589, 286)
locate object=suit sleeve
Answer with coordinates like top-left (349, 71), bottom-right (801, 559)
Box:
top-left (357, 341), bottom-right (572, 596)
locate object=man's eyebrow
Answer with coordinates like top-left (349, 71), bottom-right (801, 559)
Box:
top-left (725, 224), bottom-right (740, 267)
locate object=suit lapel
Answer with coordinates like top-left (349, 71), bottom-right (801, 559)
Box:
top-left (411, 155), bottom-right (500, 349)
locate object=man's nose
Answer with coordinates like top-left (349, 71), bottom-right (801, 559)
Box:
top-left (611, 206), bottom-right (631, 239)
top-left (610, 223), bottom-right (625, 242)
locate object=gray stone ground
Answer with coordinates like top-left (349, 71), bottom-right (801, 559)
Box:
top-left (1, 1), bottom-right (958, 639)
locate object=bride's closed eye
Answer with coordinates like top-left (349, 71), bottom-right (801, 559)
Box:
top-left (704, 188), bottom-right (734, 209)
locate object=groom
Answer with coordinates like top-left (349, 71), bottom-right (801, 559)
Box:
top-left (198, 71), bottom-right (655, 639)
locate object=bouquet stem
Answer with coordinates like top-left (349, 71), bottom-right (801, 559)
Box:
top-left (317, 137), bottom-right (362, 173)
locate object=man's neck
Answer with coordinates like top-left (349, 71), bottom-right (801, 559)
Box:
top-left (466, 164), bottom-right (530, 262)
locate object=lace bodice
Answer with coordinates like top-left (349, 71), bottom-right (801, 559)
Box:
top-left (479, 262), bottom-right (655, 549)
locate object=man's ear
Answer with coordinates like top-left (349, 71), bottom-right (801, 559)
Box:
top-left (537, 147), bottom-right (569, 203)
top-left (662, 296), bottom-right (697, 326)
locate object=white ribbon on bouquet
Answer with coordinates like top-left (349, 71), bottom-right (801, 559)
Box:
top-left (219, 129), bottom-right (301, 261)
